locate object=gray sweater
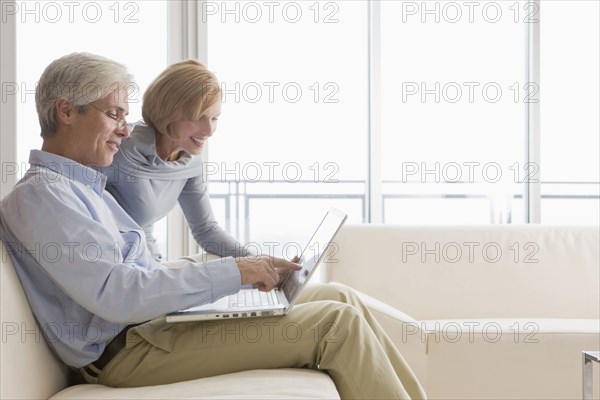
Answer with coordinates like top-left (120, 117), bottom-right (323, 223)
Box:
top-left (98, 122), bottom-right (248, 261)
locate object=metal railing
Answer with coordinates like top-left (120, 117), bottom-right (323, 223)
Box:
top-left (208, 180), bottom-right (599, 242)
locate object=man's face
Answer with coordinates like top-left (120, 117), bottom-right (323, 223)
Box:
top-left (66, 87), bottom-right (130, 167)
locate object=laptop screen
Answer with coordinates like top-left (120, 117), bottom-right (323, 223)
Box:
top-left (280, 208), bottom-right (347, 304)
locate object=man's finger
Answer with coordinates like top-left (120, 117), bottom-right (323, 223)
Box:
top-left (286, 262), bottom-right (303, 270)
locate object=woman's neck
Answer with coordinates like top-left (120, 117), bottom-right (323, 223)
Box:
top-left (154, 130), bottom-right (182, 162)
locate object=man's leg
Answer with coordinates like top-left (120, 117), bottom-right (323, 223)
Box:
top-left (297, 283), bottom-right (427, 400)
top-left (98, 301), bottom-right (413, 399)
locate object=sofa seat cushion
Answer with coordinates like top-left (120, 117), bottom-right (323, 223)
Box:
top-left (50, 369), bottom-right (340, 399)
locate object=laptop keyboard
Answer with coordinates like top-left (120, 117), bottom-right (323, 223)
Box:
top-left (228, 289), bottom-right (277, 308)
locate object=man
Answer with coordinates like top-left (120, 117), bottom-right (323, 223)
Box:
top-left (0, 53), bottom-right (425, 399)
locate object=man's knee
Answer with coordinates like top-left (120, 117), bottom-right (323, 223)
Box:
top-left (304, 282), bottom-right (356, 303)
top-left (327, 282), bottom-right (355, 297)
top-left (314, 301), bottom-right (365, 341)
top-left (317, 300), bottom-right (364, 324)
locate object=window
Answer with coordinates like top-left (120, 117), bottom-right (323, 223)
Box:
top-left (203, 0), bottom-right (598, 236)
top-left (380, 0), bottom-right (528, 224)
top-left (206, 1), bottom-right (368, 256)
top-left (5, 0), bottom-right (598, 261)
top-left (540, 0), bottom-right (600, 225)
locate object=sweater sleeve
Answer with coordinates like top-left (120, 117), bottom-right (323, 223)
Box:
top-left (178, 175), bottom-right (251, 258)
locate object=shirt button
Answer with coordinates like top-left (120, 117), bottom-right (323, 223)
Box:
top-left (86, 184), bottom-right (91, 189)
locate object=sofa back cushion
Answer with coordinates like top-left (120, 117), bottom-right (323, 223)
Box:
top-left (327, 225), bottom-right (599, 320)
top-left (1, 241), bottom-right (69, 399)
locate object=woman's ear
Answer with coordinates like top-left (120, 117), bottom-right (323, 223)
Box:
top-left (55, 97), bottom-right (74, 125)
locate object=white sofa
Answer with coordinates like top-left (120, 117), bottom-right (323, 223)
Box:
top-left (325, 225), bottom-right (600, 400)
top-left (3, 225), bottom-right (599, 399)
top-left (0, 240), bottom-right (340, 400)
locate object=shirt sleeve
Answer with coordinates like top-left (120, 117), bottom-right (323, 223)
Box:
top-left (178, 175), bottom-right (251, 258)
top-left (1, 182), bottom-right (241, 324)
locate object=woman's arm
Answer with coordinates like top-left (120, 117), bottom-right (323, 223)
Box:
top-left (178, 175), bottom-right (251, 258)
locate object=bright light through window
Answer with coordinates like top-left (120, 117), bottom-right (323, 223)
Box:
top-left (206, 1), bottom-right (368, 255)
top-left (381, 0), bottom-right (528, 224)
top-left (540, 0), bottom-right (600, 225)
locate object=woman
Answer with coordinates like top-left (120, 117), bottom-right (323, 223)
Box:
top-left (99, 60), bottom-right (247, 261)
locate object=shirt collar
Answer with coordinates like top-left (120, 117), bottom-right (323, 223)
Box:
top-left (28, 150), bottom-right (108, 195)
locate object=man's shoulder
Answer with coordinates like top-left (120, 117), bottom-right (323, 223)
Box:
top-left (11, 166), bottom-right (74, 194)
top-left (2, 166), bottom-right (91, 214)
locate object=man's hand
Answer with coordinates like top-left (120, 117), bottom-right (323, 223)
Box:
top-left (273, 255), bottom-right (302, 286)
top-left (235, 255), bottom-right (302, 292)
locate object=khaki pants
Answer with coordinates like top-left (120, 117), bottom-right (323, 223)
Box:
top-left (88, 255), bottom-right (426, 399)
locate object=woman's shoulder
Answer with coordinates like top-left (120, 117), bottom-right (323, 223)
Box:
top-left (122, 122), bottom-right (156, 152)
top-left (114, 122), bottom-right (161, 166)
top-left (110, 122), bottom-right (204, 181)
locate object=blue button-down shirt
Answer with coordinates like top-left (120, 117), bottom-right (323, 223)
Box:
top-left (0, 150), bottom-right (241, 368)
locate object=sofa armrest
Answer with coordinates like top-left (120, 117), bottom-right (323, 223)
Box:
top-left (420, 318), bottom-right (600, 399)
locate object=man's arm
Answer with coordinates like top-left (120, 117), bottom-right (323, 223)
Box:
top-left (1, 181), bottom-right (241, 323)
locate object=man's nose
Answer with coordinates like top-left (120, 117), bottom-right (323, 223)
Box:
top-left (117, 123), bottom-right (132, 138)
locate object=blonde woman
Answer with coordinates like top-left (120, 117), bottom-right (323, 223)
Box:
top-left (99, 60), bottom-right (247, 262)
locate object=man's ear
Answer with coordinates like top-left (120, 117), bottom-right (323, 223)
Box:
top-left (55, 98), bottom-right (75, 126)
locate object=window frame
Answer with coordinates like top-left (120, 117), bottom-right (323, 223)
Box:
top-left (1, 9), bottom-right (17, 201)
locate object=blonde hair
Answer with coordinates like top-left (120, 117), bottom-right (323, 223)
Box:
top-left (36, 52), bottom-right (133, 137)
top-left (142, 60), bottom-right (221, 137)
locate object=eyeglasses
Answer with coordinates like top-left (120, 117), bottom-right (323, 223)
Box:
top-left (87, 103), bottom-right (131, 132)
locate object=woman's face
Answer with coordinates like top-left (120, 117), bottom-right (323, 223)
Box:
top-left (170, 100), bottom-right (221, 155)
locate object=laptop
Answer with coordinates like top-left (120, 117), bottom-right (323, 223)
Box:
top-left (166, 208), bottom-right (347, 323)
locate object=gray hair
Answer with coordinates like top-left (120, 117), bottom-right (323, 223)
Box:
top-left (36, 52), bottom-right (134, 137)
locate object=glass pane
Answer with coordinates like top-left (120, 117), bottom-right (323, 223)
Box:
top-left (540, 1), bottom-right (599, 182)
top-left (541, 198), bottom-right (600, 225)
top-left (541, 183), bottom-right (600, 225)
top-left (540, 0), bottom-right (600, 224)
top-left (208, 180), bottom-right (364, 246)
top-left (510, 197), bottom-right (525, 224)
top-left (209, 196), bottom-right (230, 233)
top-left (206, 1), bottom-right (368, 243)
top-left (246, 197), bottom-right (362, 261)
top-left (153, 216), bottom-right (168, 257)
top-left (380, 0), bottom-right (528, 224)
top-left (384, 198), bottom-right (492, 225)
